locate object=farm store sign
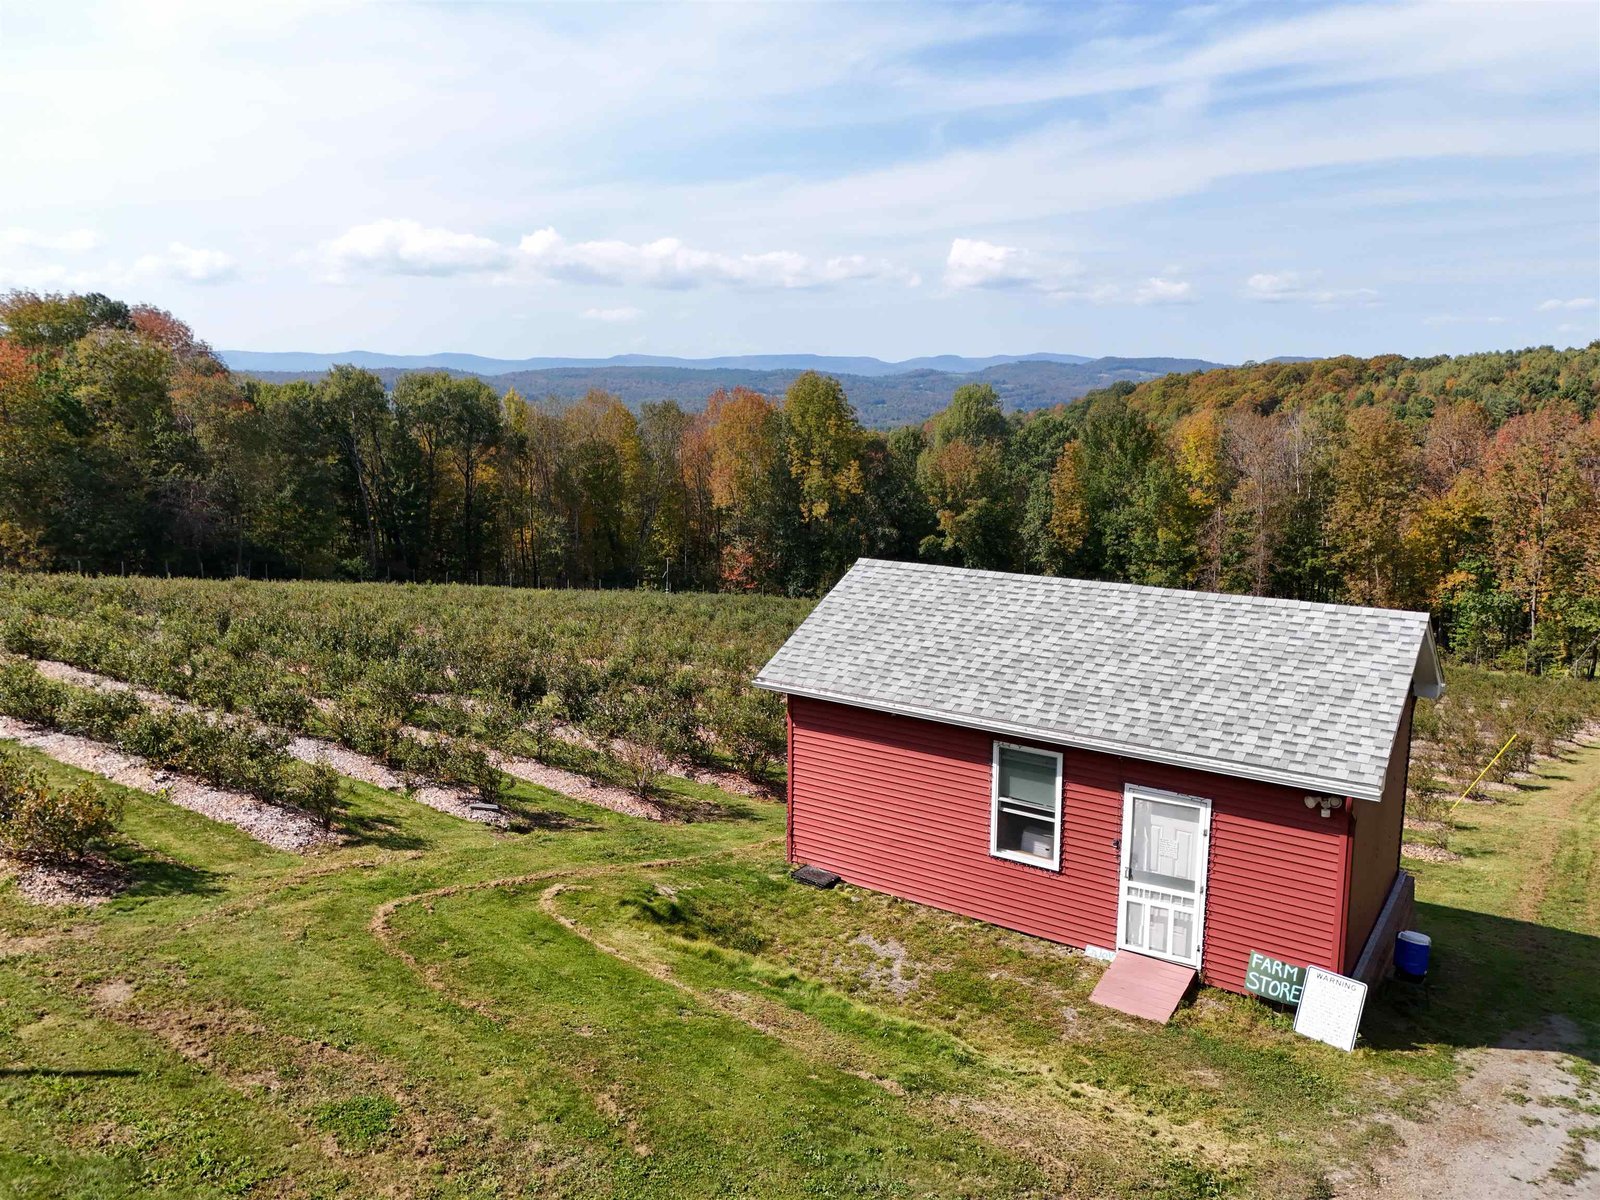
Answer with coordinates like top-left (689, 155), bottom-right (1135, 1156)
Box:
top-left (1244, 951), bottom-right (1306, 1005)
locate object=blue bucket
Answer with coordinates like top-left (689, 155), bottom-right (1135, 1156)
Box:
top-left (1395, 930), bottom-right (1431, 980)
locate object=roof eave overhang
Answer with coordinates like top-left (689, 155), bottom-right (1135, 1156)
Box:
top-left (1411, 624), bottom-right (1446, 700)
top-left (756, 676), bottom-right (1384, 803)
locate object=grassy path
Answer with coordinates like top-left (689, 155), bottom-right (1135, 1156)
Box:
top-left (1532, 745), bottom-right (1600, 934)
top-left (366, 838), bottom-right (784, 1014)
top-left (1388, 737), bottom-right (1600, 1057)
top-left (1463, 736), bottom-right (1600, 928)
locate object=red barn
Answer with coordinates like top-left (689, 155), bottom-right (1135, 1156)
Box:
top-left (755, 559), bottom-right (1442, 1018)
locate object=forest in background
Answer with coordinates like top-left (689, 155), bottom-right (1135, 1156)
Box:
top-left (1, 289), bottom-right (1597, 674)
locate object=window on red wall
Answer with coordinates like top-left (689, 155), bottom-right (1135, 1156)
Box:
top-left (991, 742), bottom-right (1063, 870)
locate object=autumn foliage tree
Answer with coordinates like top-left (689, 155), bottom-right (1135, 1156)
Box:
top-left (1327, 406), bottom-right (1422, 608)
top-left (1, 290), bottom-right (1596, 673)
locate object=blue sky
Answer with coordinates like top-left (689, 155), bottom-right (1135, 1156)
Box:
top-left (1, 0), bottom-right (1596, 362)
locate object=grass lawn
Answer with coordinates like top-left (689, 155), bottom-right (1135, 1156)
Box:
top-left (1, 735), bottom-right (1597, 1199)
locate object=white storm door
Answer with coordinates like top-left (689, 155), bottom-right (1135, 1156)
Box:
top-left (1116, 786), bottom-right (1211, 968)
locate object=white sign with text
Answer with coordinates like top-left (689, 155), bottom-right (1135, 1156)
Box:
top-left (1292, 966), bottom-right (1367, 1052)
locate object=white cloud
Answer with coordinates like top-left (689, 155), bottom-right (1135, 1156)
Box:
top-left (942, 237), bottom-right (1094, 296)
top-left (1245, 272), bottom-right (1306, 300)
top-left (0, 237), bottom-right (237, 290)
top-left (893, 3), bottom-right (1597, 118)
top-left (580, 306), bottom-right (643, 323)
top-left (315, 220), bottom-right (915, 290)
top-left (0, 228), bottom-right (109, 291)
top-left (518, 228), bottom-right (914, 290)
top-left (1538, 296), bottom-right (1597, 311)
top-left (939, 241), bottom-right (1175, 304)
top-left (1244, 271), bottom-right (1378, 305)
top-left (943, 242), bottom-right (1189, 306)
top-left (0, 263), bottom-right (103, 291)
top-left (1132, 277), bottom-right (1194, 305)
top-left (133, 242), bottom-right (239, 285)
top-left (944, 238), bottom-right (1039, 289)
top-left (0, 228), bottom-right (102, 254)
top-left (320, 218), bottom-right (510, 279)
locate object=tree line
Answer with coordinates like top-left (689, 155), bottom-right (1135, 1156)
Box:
top-left (1, 290), bottom-right (1597, 673)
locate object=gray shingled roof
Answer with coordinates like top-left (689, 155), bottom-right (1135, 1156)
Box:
top-left (755, 559), bottom-right (1442, 802)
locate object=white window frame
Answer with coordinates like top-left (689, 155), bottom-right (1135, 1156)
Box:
top-left (1115, 783), bottom-right (1212, 968)
top-left (989, 740), bottom-right (1064, 871)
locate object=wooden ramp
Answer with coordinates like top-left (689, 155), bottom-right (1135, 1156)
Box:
top-left (1089, 952), bottom-right (1196, 1023)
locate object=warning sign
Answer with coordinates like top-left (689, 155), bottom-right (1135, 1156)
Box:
top-left (1292, 966), bottom-right (1367, 1052)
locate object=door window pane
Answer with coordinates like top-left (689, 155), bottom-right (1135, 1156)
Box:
top-left (1125, 900), bottom-right (1145, 946)
top-left (1147, 906), bottom-right (1169, 954)
top-left (1130, 798), bottom-right (1200, 893)
top-left (1171, 910), bottom-right (1193, 960)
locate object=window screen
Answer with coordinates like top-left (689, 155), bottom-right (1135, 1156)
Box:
top-left (992, 745), bottom-right (1061, 867)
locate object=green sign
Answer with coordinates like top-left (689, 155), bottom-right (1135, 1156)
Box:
top-left (1245, 951), bottom-right (1307, 1006)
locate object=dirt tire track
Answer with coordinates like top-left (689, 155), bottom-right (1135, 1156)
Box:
top-left (372, 844), bottom-right (1250, 1187)
top-left (364, 838), bottom-right (782, 1158)
top-left (533, 881), bottom-right (1227, 1183)
top-left (366, 839), bottom-right (784, 1016)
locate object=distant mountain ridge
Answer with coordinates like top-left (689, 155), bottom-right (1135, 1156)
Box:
top-left (235, 355), bottom-right (1226, 428)
top-left (220, 349), bottom-right (1098, 377)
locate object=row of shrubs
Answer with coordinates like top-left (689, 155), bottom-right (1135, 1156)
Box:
top-left (0, 659), bottom-right (346, 829)
top-left (0, 620), bottom-right (513, 804)
top-left (0, 590), bottom-right (787, 801)
top-left (1407, 661), bottom-right (1600, 829)
top-left (0, 747), bottom-right (121, 865)
top-left (0, 574), bottom-right (795, 795)
top-left (321, 684), bottom-right (507, 806)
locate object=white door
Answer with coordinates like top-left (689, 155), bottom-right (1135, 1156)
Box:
top-left (1116, 786), bottom-right (1211, 968)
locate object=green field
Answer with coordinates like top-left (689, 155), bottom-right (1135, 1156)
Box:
top-left (0, 579), bottom-right (1597, 1198)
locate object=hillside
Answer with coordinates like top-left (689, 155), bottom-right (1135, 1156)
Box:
top-left (1108, 346), bottom-right (1600, 425)
top-left (219, 349), bottom-right (1099, 376)
top-left (236, 355), bottom-right (1223, 427)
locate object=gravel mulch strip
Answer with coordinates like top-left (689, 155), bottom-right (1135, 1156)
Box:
top-left (34, 659), bottom-right (173, 709)
top-left (489, 751), bottom-right (666, 822)
top-left (415, 783), bottom-right (505, 826)
top-left (0, 715), bottom-right (334, 853)
top-left (676, 763), bottom-right (775, 799)
top-left (285, 734), bottom-right (498, 825)
top-left (1404, 818), bottom-right (1450, 834)
top-left (287, 736), bottom-right (404, 790)
top-left (2, 853), bottom-right (128, 907)
top-left (1401, 842), bottom-right (1462, 864)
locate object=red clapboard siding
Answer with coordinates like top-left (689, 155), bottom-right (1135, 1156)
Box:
top-left (788, 696), bottom-right (1352, 996)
